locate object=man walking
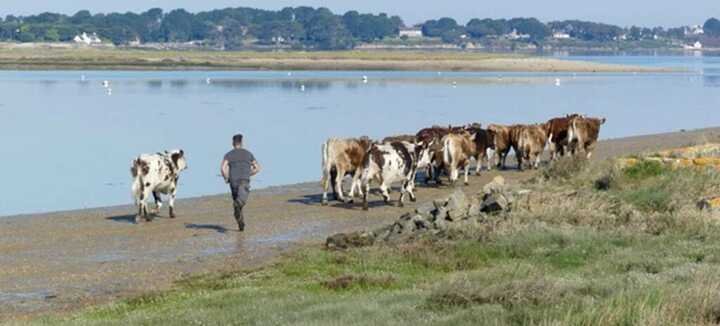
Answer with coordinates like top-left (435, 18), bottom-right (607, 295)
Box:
top-left (221, 134), bottom-right (261, 231)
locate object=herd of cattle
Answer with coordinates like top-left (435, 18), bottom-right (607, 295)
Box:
top-left (126, 114), bottom-right (604, 222)
top-left (321, 114), bottom-right (606, 210)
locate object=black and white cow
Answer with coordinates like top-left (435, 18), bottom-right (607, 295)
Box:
top-left (361, 141), bottom-right (432, 210)
top-left (130, 149), bottom-right (187, 223)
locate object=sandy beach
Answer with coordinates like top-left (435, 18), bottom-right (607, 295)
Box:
top-left (2, 126), bottom-right (720, 321)
top-left (0, 47), bottom-right (674, 72)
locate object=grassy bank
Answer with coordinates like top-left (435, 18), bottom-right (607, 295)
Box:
top-left (19, 157), bottom-right (720, 325)
top-left (0, 47), bottom-right (670, 72)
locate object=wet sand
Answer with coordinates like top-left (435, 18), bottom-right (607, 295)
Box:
top-left (3, 127), bottom-right (720, 321)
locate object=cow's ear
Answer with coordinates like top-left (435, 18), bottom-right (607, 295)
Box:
top-left (179, 149), bottom-right (185, 157)
top-left (601, 118), bottom-right (607, 124)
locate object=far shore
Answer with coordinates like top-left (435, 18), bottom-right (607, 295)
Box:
top-left (0, 47), bottom-right (676, 72)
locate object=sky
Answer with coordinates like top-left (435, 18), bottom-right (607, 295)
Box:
top-left (1, 0), bottom-right (716, 27)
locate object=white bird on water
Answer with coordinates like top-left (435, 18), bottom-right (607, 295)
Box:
top-left (452, 81), bottom-right (457, 88)
top-left (80, 75), bottom-right (86, 82)
top-left (206, 77), bottom-right (212, 84)
top-left (106, 88), bottom-right (112, 96)
top-left (300, 84), bottom-right (306, 92)
top-left (362, 75), bottom-right (368, 83)
top-left (555, 78), bottom-right (561, 86)
top-left (288, 72), bottom-right (293, 76)
top-left (102, 80), bottom-right (110, 88)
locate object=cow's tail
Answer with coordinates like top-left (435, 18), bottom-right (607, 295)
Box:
top-left (443, 137), bottom-right (452, 168)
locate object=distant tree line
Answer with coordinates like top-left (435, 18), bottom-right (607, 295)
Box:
top-left (0, 7), bottom-right (402, 49)
top-left (0, 6), bottom-right (719, 49)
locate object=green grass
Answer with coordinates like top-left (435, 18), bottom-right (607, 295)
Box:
top-left (17, 158), bottom-right (720, 325)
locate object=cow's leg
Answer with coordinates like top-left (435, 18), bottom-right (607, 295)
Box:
top-left (347, 169), bottom-right (363, 202)
top-left (464, 162), bottom-right (470, 185)
top-left (168, 187), bottom-right (177, 218)
top-left (379, 180), bottom-right (391, 204)
top-left (136, 185), bottom-right (152, 222)
top-left (329, 168), bottom-right (339, 201)
top-left (334, 168), bottom-right (346, 203)
top-left (516, 151), bottom-right (524, 171)
top-left (362, 175), bottom-right (371, 211)
top-left (321, 167), bottom-right (331, 206)
top-left (152, 191), bottom-right (163, 214)
top-left (398, 181), bottom-right (407, 207)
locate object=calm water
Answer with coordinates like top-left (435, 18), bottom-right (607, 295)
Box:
top-left (1, 55), bottom-right (719, 216)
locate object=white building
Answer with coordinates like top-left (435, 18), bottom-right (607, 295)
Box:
top-left (685, 25), bottom-right (704, 36)
top-left (553, 32), bottom-right (571, 39)
top-left (73, 32), bottom-right (102, 45)
top-left (399, 28), bottom-right (423, 38)
top-left (505, 29), bottom-right (530, 40)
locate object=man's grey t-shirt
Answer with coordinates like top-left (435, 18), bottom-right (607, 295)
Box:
top-left (224, 148), bottom-right (256, 183)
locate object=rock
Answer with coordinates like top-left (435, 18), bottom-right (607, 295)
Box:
top-left (481, 192), bottom-right (511, 214)
top-left (516, 189), bottom-right (532, 196)
top-left (325, 231), bottom-right (375, 250)
top-left (483, 176), bottom-right (506, 195)
top-left (467, 203), bottom-right (482, 217)
top-left (433, 199), bottom-right (448, 210)
top-left (434, 216), bottom-right (448, 231)
top-left (445, 190), bottom-right (469, 218)
top-left (435, 206), bottom-right (449, 221)
top-left (411, 214), bottom-right (430, 230)
top-left (415, 202), bottom-right (436, 216)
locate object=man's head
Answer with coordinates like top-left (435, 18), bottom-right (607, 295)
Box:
top-left (232, 134), bottom-right (243, 149)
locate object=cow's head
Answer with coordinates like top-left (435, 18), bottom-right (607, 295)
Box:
top-left (169, 149), bottom-right (187, 172)
top-left (415, 140), bottom-right (434, 168)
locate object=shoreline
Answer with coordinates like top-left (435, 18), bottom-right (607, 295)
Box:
top-left (2, 127), bottom-right (715, 221)
top-left (3, 126), bottom-right (720, 320)
top-left (0, 48), bottom-right (676, 72)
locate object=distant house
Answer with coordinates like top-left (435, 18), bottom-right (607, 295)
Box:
top-left (505, 29), bottom-right (530, 40)
top-left (552, 32), bottom-right (571, 39)
top-left (73, 32), bottom-right (102, 45)
top-left (684, 41), bottom-right (703, 50)
top-left (685, 25), bottom-right (705, 36)
top-left (399, 27), bottom-right (423, 38)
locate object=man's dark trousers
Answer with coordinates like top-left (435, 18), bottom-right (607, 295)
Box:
top-left (230, 179), bottom-right (250, 230)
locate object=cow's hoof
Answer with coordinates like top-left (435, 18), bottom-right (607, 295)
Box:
top-left (169, 214), bottom-right (176, 219)
top-left (464, 182), bottom-right (469, 186)
top-left (344, 199), bottom-right (354, 205)
top-left (398, 202), bottom-right (404, 208)
top-left (134, 217), bottom-right (141, 224)
top-left (321, 201), bottom-right (328, 206)
top-left (362, 205), bottom-right (369, 211)
top-left (410, 197), bottom-right (417, 202)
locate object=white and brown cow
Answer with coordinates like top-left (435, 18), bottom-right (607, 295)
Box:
top-left (487, 124), bottom-right (523, 169)
top-left (516, 124), bottom-right (550, 170)
top-left (131, 149), bottom-right (187, 223)
top-left (442, 130), bottom-right (477, 185)
top-left (465, 123), bottom-right (496, 174)
top-left (568, 116), bottom-right (606, 159)
top-left (321, 137), bottom-right (373, 205)
top-left (361, 141), bottom-right (432, 210)
top-left (546, 114), bottom-right (582, 160)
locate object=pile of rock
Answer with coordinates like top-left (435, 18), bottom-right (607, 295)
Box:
top-left (326, 176), bottom-right (516, 249)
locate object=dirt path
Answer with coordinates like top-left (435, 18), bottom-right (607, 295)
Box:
top-left (2, 127), bottom-right (720, 321)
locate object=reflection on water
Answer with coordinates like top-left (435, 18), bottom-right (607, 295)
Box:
top-left (0, 56), bottom-right (719, 216)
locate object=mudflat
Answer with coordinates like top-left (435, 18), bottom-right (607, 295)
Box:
top-left (3, 127), bottom-right (720, 321)
top-left (0, 47), bottom-right (673, 72)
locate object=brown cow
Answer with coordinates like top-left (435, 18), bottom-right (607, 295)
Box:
top-left (442, 130), bottom-right (478, 185)
top-left (546, 114), bottom-right (582, 160)
top-left (487, 124), bottom-right (523, 170)
top-left (416, 125), bottom-right (464, 184)
top-left (465, 124), bottom-right (496, 174)
top-left (516, 124), bottom-right (550, 170)
top-left (321, 137), bottom-right (373, 205)
top-left (382, 134), bottom-right (416, 144)
top-left (568, 116), bottom-right (606, 159)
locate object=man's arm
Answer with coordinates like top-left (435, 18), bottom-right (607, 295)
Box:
top-left (250, 160), bottom-right (261, 176)
top-left (220, 159), bottom-right (230, 183)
